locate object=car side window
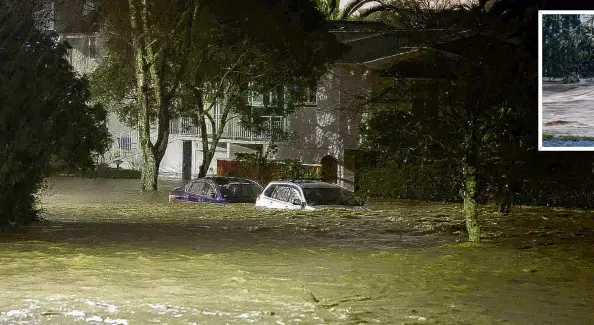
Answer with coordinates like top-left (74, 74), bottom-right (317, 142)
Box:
top-left (288, 188), bottom-right (302, 202)
top-left (188, 181), bottom-right (203, 194)
top-left (272, 186), bottom-right (291, 202)
top-left (202, 183), bottom-right (217, 198)
top-left (264, 184), bottom-right (277, 197)
top-left (271, 186), bottom-right (301, 203)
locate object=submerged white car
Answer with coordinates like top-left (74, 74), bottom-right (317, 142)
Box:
top-left (255, 180), bottom-right (364, 210)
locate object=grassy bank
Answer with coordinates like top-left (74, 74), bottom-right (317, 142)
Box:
top-left (542, 133), bottom-right (594, 141)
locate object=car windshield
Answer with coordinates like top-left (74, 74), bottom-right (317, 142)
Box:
top-left (219, 182), bottom-right (263, 203)
top-left (302, 187), bottom-right (362, 206)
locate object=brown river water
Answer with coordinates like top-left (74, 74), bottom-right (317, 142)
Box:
top-left (542, 80), bottom-right (594, 137)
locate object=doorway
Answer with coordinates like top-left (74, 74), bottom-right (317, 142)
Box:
top-left (320, 155), bottom-right (338, 184)
top-left (182, 141), bottom-right (192, 180)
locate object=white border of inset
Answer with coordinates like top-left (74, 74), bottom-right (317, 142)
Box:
top-left (539, 10), bottom-right (594, 151)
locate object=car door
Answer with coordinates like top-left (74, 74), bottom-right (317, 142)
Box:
top-left (268, 186), bottom-right (290, 209)
top-left (286, 187), bottom-right (305, 210)
top-left (270, 185), bottom-right (303, 210)
top-left (256, 184), bottom-right (278, 207)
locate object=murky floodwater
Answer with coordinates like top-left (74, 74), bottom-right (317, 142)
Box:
top-left (40, 176), bottom-right (186, 204)
top-left (542, 80), bottom-right (594, 137)
top-left (1, 177), bottom-right (593, 324)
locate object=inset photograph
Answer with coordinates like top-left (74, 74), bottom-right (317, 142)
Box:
top-left (540, 11), bottom-right (594, 150)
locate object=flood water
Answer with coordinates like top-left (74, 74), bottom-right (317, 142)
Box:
top-left (1, 177), bottom-right (593, 324)
top-left (542, 80), bottom-right (594, 137)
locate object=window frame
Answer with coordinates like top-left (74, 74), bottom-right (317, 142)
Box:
top-left (187, 180), bottom-right (204, 194)
top-left (305, 85), bottom-right (317, 105)
top-left (271, 184), bottom-right (302, 203)
top-left (264, 184), bottom-right (278, 197)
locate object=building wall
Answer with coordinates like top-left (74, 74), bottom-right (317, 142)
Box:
top-left (276, 66), bottom-right (367, 190)
top-left (61, 33), bottom-right (105, 76)
top-left (59, 21), bottom-right (369, 186)
top-left (159, 136), bottom-right (234, 178)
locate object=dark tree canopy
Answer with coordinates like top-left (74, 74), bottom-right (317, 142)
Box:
top-left (542, 14), bottom-right (594, 81)
top-left (0, 5), bottom-right (110, 227)
top-left (358, 0), bottom-right (542, 241)
top-left (91, 0), bottom-right (344, 188)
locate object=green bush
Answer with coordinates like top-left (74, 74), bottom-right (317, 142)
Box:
top-left (358, 163), bottom-right (461, 202)
top-left (0, 7), bottom-right (109, 228)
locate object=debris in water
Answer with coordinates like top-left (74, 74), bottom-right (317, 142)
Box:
top-left (544, 120), bottom-right (573, 126)
top-left (407, 315), bottom-right (427, 321)
top-left (305, 291), bottom-right (319, 303)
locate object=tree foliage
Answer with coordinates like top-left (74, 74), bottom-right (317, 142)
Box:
top-left (180, 0), bottom-right (344, 177)
top-left (92, 0), bottom-right (343, 186)
top-left (315, 0), bottom-right (401, 20)
top-left (359, 0), bottom-right (540, 241)
top-left (0, 4), bottom-right (110, 227)
top-left (542, 14), bottom-right (594, 80)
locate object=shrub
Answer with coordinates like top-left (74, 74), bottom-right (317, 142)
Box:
top-left (0, 7), bottom-right (109, 227)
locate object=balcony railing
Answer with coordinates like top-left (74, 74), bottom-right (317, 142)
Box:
top-left (104, 130), bottom-right (140, 164)
top-left (169, 115), bottom-right (289, 141)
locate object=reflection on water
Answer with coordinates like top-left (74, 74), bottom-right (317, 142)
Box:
top-left (542, 80), bottom-right (594, 137)
top-left (40, 176), bottom-right (187, 205)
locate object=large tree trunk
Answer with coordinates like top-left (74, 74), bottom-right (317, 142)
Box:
top-left (198, 120), bottom-right (210, 179)
top-left (140, 145), bottom-right (158, 191)
top-left (197, 100), bottom-right (210, 178)
top-left (130, 0), bottom-right (180, 191)
top-left (463, 164), bottom-right (481, 242)
top-left (139, 134), bottom-right (168, 190)
top-left (201, 112), bottom-right (227, 178)
top-left (463, 112), bottom-right (481, 242)
top-left (198, 118), bottom-right (224, 178)
top-left (129, 0), bottom-right (158, 191)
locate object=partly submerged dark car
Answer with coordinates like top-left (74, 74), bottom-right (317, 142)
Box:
top-left (169, 177), bottom-right (263, 204)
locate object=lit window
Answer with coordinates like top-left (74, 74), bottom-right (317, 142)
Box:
top-left (117, 137), bottom-right (132, 150)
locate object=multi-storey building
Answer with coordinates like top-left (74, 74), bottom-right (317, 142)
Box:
top-left (38, 1), bottom-right (412, 190)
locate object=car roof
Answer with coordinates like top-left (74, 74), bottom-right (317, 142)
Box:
top-left (266, 180), bottom-right (344, 189)
top-left (202, 176), bottom-right (261, 186)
